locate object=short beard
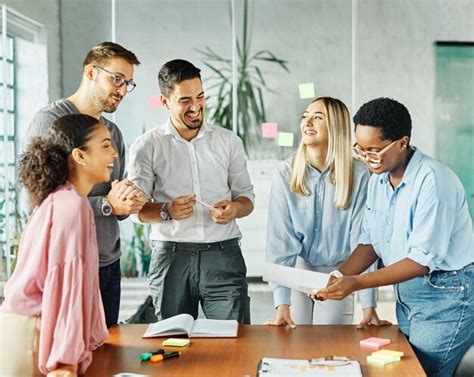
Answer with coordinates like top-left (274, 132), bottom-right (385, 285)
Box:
top-left (92, 87), bottom-right (118, 114)
top-left (184, 119), bottom-right (203, 130)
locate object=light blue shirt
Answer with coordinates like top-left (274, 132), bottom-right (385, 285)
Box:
top-left (359, 147), bottom-right (474, 271)
top-left (266, 158), bottom-right (376, 308)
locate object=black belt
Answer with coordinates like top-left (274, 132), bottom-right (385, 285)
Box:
top-left (153, 238), bottom-right (240, 252)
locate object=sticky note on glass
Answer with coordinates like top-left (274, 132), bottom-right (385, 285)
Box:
top-left (162, 338), bottom-right (190, 347)
top-left (298, 83), bottom-right (315, 99)
top-left (360, 337), bottom-right (391, 349)
top-left (148, 95), bottom-right (164, 109)
top-left (262, 122), bottom-right (278, 138)
top-left (277, 132), bottom-right (294, 147)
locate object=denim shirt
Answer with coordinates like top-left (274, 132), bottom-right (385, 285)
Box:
top-left (359, 147), bottom-right (474, 271)
top-left (266, 158), bottom-right (377, 308)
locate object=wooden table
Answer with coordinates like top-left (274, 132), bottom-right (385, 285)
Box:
top-left (86, 324), bottom-right (426, 376)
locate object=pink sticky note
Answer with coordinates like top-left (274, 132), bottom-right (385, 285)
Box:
top-left (360, 337), bottom-right (391, 349)
top-left (262, 122), bottom-right (278, 138)
top-left (148, 95), bottom-right (164, 109)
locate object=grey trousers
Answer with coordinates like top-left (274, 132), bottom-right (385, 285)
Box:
top-left (147, 238), bottom-right (251, 324)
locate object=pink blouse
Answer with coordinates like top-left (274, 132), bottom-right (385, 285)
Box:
top-left (1, 182), bottom-right (109, 374)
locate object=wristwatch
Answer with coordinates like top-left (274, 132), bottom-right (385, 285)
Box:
top-left (160, 202), bottom-right (171, 221)
top-left (101, 197), bottom-right (113, 216)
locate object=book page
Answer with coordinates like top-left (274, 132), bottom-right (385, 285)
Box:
top-left (190, 318), bottom-right (238, 337)
top-left (142, 313), bottom-right (195, 338)
top-left (262, 262), bottom-right (330, 294)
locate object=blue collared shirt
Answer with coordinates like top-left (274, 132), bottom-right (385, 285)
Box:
top-left (266, 158), bottom-right (376, 308)
top-left (359, 147), bottom-right (474, 271)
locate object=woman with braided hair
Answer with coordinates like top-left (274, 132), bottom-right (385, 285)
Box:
top-left (0, 114), bottom-right (116, 376)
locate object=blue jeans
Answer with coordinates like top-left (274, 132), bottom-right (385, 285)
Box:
top-left (395, 263), bottom-right (474, 377)
top-left (99, 259), bottom-right (121, 328)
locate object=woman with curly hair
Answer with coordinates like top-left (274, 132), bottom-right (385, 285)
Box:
top-left (0, 114), bottom-right (116, 376)
top-left (265, 97), bottom-right (389, 327)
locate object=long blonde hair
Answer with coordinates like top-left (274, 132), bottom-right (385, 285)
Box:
top-left (289, 97), bottom-right (354, 209)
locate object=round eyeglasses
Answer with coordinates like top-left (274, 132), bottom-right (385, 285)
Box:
top-left (94, 65), bottom-right (136, 93)
top-left (352, 139), bottom-right (400, 164)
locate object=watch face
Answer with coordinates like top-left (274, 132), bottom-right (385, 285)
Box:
top-left (101, 199), bottom-right (113, 216)
top-left (160, 208), bottom-right (169, 221)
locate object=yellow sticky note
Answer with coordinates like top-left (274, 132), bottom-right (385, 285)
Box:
top-left (372, 349), bottom-right (404, 358)
top-left (278, 132), bottom-right (294, 147)
top-left (298, 83), bottom-right (315, 99)
top-left (367, 355), bottom-right (400, 365)
top-left (162, 338), bottom-right (190, 347)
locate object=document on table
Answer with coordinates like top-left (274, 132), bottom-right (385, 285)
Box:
top-left (262, 262), bottom-right (330, 294)
top-left (257, 357), bottom-right (362, 376)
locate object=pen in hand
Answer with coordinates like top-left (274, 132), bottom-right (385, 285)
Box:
top-left (196, 198), bottom-right (212, 208)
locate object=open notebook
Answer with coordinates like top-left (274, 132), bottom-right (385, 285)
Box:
top-left (142, 313), bottom-right (239, 338)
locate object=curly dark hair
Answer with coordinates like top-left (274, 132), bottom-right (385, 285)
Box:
top-left (353, 97), bottom-right (412, 141)
top-left (20, 114), bottom-right (101, 207)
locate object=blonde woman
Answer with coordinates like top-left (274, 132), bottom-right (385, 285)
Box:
top-left (265, 97), bottom-right (389, 327)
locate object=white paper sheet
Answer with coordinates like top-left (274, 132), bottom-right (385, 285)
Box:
top-left (262, 262), bottom-right (330, 293)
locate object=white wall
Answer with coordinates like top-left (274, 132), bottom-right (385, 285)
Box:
top-left (55, 0), bottom-right (474, 275)
top-left (355, 0), bottom-right (474, 156)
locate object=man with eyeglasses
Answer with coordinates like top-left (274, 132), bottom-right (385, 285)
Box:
top-left (24, 41), bottom-right (146, 328)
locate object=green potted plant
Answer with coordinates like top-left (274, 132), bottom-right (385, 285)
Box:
top-left (196, 0), bottom-right (290, 156)
top-left (121, 223), bottom-right (151, 278)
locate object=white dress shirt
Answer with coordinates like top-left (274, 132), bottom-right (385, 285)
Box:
top-left (127, 119), bottom-right (255, 242)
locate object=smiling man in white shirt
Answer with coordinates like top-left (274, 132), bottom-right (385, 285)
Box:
top-left (128, 59), bottom-right (255, 323)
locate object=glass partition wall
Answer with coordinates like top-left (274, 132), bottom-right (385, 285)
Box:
top-left (110, 0), bottom-right (473, 279)
top-left (0, 6), bottom-right (47, 279)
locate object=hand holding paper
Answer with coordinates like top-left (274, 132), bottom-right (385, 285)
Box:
top-left (312, 275), bottom-right (359, 301)
top-left (262, 262), bottom-right (330, 294)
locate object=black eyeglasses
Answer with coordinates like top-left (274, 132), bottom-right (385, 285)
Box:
top-left (94, 65), bottom-right (136, 93)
